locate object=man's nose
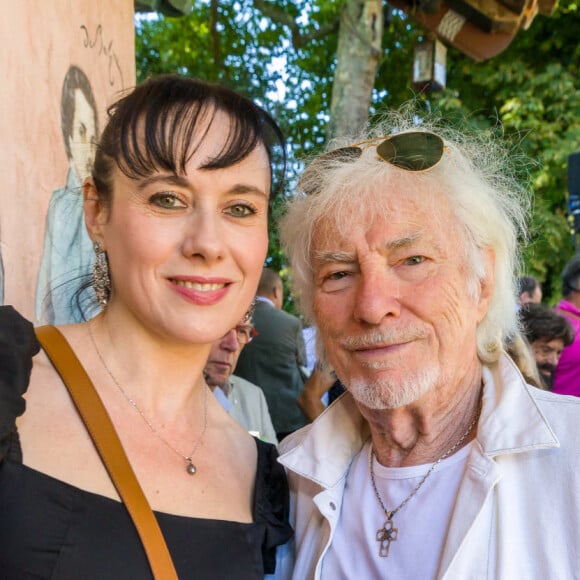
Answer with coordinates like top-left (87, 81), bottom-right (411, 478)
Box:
top-left (353, 266), bottom-right (401, 325)
top-left (221, 328), bottom-right (239, 351)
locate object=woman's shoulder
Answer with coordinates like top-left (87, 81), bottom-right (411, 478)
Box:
top-left (0, 306), bottom-right (39, 411)
top-left (0, 306), bottom-right (40, 460)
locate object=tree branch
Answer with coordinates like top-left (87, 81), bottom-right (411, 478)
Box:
top-left (210, 0), bottom-right (225, 74)
top-left (253, 0), bottom-right (340, 49)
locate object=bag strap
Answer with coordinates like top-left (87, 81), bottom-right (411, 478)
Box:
top-left (35, 325), bottom-right (178, 580)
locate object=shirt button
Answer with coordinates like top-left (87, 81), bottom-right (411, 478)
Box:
top-left (329, 502), bottom-right (336, 511)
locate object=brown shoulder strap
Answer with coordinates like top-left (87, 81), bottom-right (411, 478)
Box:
top-left (35, 325), bottom-right (178, 580)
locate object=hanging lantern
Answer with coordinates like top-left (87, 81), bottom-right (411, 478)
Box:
top-left (412, 37), bottom-right (447, 92)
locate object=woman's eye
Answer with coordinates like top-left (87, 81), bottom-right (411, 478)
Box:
top-left (150, 193), bottom-right (185, 209)
top-left (227, 204), bottom-right (256, 218)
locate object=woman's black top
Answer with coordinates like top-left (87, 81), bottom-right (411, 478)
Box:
top-left (0, 306), bottom-right (292, 579)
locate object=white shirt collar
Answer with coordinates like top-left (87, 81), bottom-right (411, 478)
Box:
top-left (255, 295), bottom-right (276, 308)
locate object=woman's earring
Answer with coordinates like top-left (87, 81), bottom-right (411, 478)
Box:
top-left (242, 299), bottom-right (257, 323)
top-left (93, 241), bottom-right (111, 306)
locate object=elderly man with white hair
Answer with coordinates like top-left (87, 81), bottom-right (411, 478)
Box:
top-left (275, 114), bottom-right (580, 579)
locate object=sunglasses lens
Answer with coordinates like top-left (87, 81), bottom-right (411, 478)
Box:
top-left (376, 132), bottom-right (444, 171)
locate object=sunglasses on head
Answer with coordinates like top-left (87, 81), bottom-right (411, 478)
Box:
top-left (299, 131), bottom-right (446, 196)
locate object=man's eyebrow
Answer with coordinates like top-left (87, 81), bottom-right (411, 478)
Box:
top-left (314, 250), bottom-right (356, 265)
top-left (314, 232), bottom-right (427, 265)
top-left (381, 232), bottom-right (423, 251)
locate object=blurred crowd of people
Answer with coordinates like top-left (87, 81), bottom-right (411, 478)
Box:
top-left (514, 264), bottom-right (580, 393)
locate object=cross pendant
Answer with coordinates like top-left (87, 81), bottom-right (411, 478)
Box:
top-left (376, 519), bottom-right (398, 557)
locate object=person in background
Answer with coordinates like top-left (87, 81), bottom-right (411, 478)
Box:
top-left (0, 75), bottom-right (292, 578)
top-left (297, 364), bottom-right (338, 421)
top-left (276, 114), bottom-right (580, 578)
top-left (301, 325), bottom-right (317, 374)
top-left (516, 275), bottom-right (542, 308)
top-left (553, 255), bottom-right (580, 395)
top-left (504, 331), bottom-right (543, 389)
top-left (0, 230), bottom-right (3, 306)
top-left (205, 316), bottom-right (278, 444)
top-left (235, 267), bottom-right (308, 441)
top-left (36, 65), bottom-right (99, 324)
top-left (518, 302), bottom-right (574, 390)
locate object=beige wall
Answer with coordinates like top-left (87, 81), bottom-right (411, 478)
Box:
top-left (0, 0), bottom-right (135, 320)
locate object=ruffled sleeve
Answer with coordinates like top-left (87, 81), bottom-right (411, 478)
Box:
top-left (253, 438), bottom-right (294, 575)
top-left (0, 306), bottom-right (39, 463)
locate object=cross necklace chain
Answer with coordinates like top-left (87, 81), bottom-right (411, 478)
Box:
top-left (88, 320), bottom-right (209, 475)
top-left (369, 399), bottom-right (481, 558)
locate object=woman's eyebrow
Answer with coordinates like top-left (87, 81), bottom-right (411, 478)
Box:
top-left (225, 184), bottom-right (269, 198)
top-left (136, 174), bottom-right (191, 190)
top-left (135, 176), bottom-right (269, 199)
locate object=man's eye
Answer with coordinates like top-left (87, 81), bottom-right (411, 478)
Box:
top-left (319, 270), bottom-right (354, 292)
top-left (227, 204), bottom-right (256, 218)
top-left (405, 255), bottom-right (425, 265)
top-left (150, 193), bottom-right (185, 209)
top-left (327, 271), bottom-right (348, 280)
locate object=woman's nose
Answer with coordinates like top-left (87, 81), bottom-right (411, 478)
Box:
top-left (181, 209), bottom-right (224, 263)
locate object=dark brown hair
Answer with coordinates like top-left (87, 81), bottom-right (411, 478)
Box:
top-left (92, 74), bottom-right (285, 203)
top-left (519, 303), bottom-right (575, 346)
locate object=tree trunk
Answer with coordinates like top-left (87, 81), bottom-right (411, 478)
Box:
top-left (327, 0), bottom-right (383, 142)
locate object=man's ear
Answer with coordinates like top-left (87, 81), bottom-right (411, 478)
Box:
top-left (273, 282), bottom-right (284, 309)
top-left (476, 248), bottom-right (496, 323)
top-left (83, 178), bottom-right (108, 243)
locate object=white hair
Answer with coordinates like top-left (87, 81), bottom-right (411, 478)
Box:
top-left (280, 108), bottom-right (530, 364)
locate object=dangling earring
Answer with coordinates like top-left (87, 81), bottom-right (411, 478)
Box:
top-left (242, 299), bottom-right (257, 323)
top-left (93, 241), bottom-right (111, 306)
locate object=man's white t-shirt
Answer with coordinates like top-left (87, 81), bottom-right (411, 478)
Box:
top-left (323, 439), bottom-right (472, 579)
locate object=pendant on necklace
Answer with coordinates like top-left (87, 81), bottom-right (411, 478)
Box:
top-left (376, 518), bottom-right (398, 557)
top-left (186, 458), bottom-right (197, 475)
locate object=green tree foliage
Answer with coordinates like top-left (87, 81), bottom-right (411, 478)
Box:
top-left (428, 0), bottom-right (580, 301)
top-left (136, 0), bottom-right (580, 304)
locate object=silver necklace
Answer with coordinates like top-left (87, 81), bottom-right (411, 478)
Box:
top-left (369, 399), bottom-right (481, 558)
top-left (88, 320), bottom-right (209, 476)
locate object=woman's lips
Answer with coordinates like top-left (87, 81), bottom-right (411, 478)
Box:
top-left (169, 277), bottom-right (231, 305)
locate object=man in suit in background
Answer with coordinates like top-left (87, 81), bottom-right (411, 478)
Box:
top-left (516, 275), bottom-right (542, 309)
top-left (204, 318), bottom-right (278, 444)
top-left (235, 268), bottom-right (308, 441)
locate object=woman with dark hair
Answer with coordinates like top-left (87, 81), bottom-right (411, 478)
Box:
top-left (0, 75), bottom-right (291, 578)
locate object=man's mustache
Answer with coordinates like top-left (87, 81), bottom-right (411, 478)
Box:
top-left (537, 362), bottom-right (557, 375)
top-left (340, 328), bottom-right (428, 350)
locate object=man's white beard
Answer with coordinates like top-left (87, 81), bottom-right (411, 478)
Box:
top-left (348, 366), bottom-right (440, 409)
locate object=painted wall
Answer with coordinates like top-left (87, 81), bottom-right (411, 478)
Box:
top-left (0, 0), bottom-right (135, 321)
